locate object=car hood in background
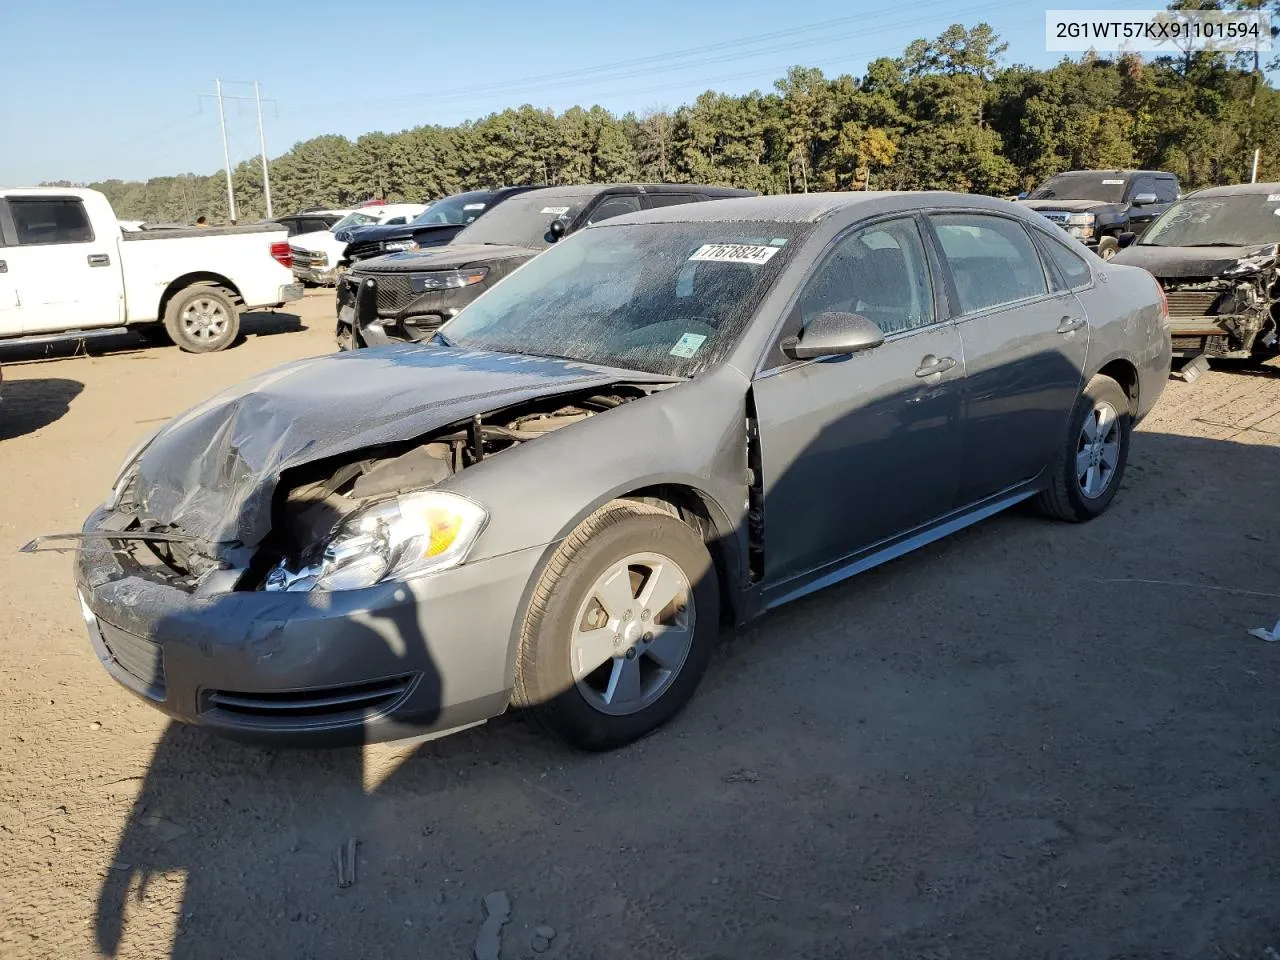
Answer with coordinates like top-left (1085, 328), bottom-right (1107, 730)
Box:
top-left (1111, 242), bottom-right (1279, 278)
top-left (1017, 199), bottom-right (1125, 215)
top-left (131, 346), bottom-right (669, 548)
top-left (353, 243), bottom-right (539, 274)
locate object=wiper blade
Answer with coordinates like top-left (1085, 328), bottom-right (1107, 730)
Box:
top-left (1182, 242), bottom-right (1246, 247)
top-left (20, 531), bottom-right (214, 554)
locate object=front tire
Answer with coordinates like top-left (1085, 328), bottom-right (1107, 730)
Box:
top-left (1035, 374), bottom-right (1131, 522)
top-left (163, 284), bottom-right (240, 353)
top-left (513, 501), bottom-right (720, 751)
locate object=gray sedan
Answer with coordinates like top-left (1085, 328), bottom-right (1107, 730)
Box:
top-left (46, 192), bottom-right (1171, 751)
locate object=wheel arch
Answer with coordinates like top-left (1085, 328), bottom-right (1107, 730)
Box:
top-left (158, 272), bottom-right (244, 321)
top-left (1092, 355), bottom-right (1140, 415)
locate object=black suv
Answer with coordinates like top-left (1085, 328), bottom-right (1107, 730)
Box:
top-left (1017, 169), bottom-right (1180, 259)
top-left (339, 187), bottom-right (537, 263)
top-left (337, 183), bottom-right (757, 348)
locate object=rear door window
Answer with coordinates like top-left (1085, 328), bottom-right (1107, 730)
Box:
top-left (1155, 179), bottom-right (1179, 203)
top-left (9, 198), bottom-right (95, 245)
top-left (930, 214), bottom-right (1048, 313)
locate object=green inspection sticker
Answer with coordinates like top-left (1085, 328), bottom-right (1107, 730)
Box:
top-left (670, 333), bottom-right (707, 358)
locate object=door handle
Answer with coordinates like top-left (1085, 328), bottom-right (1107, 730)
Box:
top-left (1057, 315), bottom-right (1086, 334)
top-left (915, 355), bottom-right (956, 378)
top-left (87, 254), bottom-right (111, 267)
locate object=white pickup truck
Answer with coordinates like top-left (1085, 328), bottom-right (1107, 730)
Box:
top-left (0, 187), bottom-right (303, 353)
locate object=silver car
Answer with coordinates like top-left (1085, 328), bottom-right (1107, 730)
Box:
top-left (45, 193), bottom-right (1171, 751)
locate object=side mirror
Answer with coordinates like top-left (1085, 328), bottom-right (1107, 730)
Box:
top-left (1117, 231), bottom-right (1138, 249)
top-left (1131, 192), bottom-right (1158, 207)
top-left (781, 311), bottom-right (885, 361)
top-left (547, 218), bottom-right (567, 241)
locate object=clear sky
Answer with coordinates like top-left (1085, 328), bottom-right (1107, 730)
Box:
top-left (0, 0), bottom-right (1202, 185)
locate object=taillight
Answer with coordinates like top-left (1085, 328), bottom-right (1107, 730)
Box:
top-left (1153, 276), bottom-right (1168, 322)
top-left (271, 241), bottom-right (292, 269)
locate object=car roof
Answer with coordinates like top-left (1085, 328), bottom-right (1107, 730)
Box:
top-left (1187, 182), bottom-right (1280, 198)
top-left (1049, 169), bottom-right (1176, 178)
top-left (512, 183), bottom-right (757, 201)
top-left (603, 190), bottom-right (1035, 226)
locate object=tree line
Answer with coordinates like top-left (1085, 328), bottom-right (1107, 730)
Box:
top-left (46, 19), bottom-right (1280, 224)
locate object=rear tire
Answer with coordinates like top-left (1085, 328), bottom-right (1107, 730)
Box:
top-left (513, 501), bottom-right (720, 751)
top-left (1035, 374), bottom-right (1131, 522)
top-left (163, 284), bottom-right (240, 353)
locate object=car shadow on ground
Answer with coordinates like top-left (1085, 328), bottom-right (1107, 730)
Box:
top-left (0, 311), bottom-right (307, 365)
top-left (237, 308), bottom-right (307, 341)
top-left (0, 377), bottom-right (84, 440)
top-left (91, 428), bottom-right (1280, 960)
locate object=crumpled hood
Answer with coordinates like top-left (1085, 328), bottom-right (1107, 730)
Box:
top-left (355, 244), bottom-right (537, 274)
top-left (1111, 242), bottom-right (1279, 278)
top-left (132, 345), bottom-right (647, 548)
top-left (1018, 199), bottom-right (1124, 215)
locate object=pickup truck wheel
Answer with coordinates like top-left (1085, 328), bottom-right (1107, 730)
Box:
top-left (164, 285), bottom-right (239, 353)
top-left (1096, 235), bottom-right (1119, 260)
top-left (1034, 374), bottom-right (1131, 522)
top-left (513, 501), bottom-right (720, 751)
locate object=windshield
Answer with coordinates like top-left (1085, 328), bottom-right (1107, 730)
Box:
top-left (439, 221), bottom-right (803, 376)
top-left (331, 212), bottom-right (378, 232)
top-left (1140, 195), bottom-right (1280, 247)
top-left (1028, 173), bottom-right (1127, 203)
top-left (454, 194), bottom-right (589, 249)
top-left (411, 191), bottom-right (493, 226)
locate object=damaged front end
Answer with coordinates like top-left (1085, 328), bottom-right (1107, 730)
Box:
top-left (1159, 246), bottom-right (1280, 359)
top-left (255, 388), bottom-right (644, 593)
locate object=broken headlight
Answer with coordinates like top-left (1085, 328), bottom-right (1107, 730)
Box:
top-left (264, 491), bottom-right (488, 592)
top-left (409, 268), bottom-right (488, 293)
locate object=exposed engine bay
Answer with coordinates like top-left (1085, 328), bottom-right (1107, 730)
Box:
top-left (1159, 250), bottom-right (1280, 359)
top-left (253, 387), bottom-right (648, 585)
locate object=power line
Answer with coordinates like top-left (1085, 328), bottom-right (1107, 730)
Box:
top-left (304, 0), bottom-right (1038, 117)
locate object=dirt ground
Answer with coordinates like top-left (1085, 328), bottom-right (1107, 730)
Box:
top-left (1, 291), bottom-right (1278, 960)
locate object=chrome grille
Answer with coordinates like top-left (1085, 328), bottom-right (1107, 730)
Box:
top-left (1165, 290), bottom-right (1222, 319)
top-left (346, 241), bottom-right (384, 262)
top-left (1037, 210), bottom-right (1071, 226)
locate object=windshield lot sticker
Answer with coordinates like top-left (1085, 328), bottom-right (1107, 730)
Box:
top-left (541, 206), bottom-right (571, 215)
top-left (1268, 194), bottom-right (1280, 202)
top-left (463, 203), bottom-right (486, 210)
top-left (689, 243), bottom-right (780, 265)
top-left (670, 333), bottom-right (708, 358)
top-left (1102, 178), bottom-right (1125, 184)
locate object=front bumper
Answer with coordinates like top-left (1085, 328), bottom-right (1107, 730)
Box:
top-left (74, 507), bottom-right (545, 746)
